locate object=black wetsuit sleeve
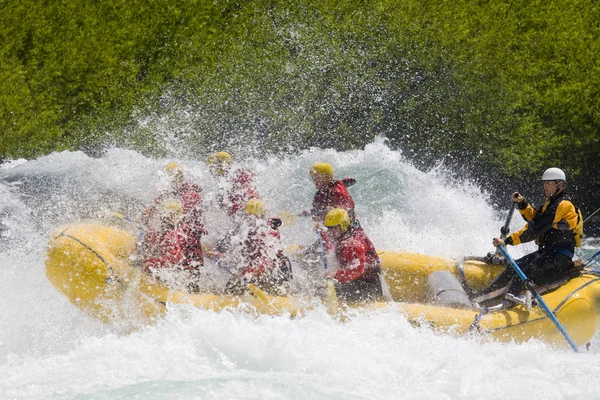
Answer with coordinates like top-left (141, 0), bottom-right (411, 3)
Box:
top-left (519, 212), bottom-right (555, 243)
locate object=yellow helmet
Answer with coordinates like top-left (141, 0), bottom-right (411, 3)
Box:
top-left (324, 208), bottom-right (350, 232)
top-left (207, 152), bottom-right (233, 166)
top-left (310, 162), bottom-right (334, 182)
top-left (207, 152), bottom-right (233, 176)
top-left (244, 198), bottom-right (266, 216)
top-left (163, 162), bottom-right (183, 181)
top-left (160, 200), bottom-right (184, 223)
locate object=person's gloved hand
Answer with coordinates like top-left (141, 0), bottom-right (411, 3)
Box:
top-left (492, 237), bottom-right (506, 247)
top-left (205, 250), bottom-right (224, 260)
top-left (315, 223), bottom-right (327, 232)
top-left (511, 192), bottom-right (525, 203)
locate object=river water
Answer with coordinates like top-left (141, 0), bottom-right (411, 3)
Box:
top-left (2, 139), bottom-right (600, 399)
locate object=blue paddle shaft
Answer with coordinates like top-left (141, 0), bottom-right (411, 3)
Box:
top-left (497, 245), bottom-right (579, 353)
top-left (316, 229), bottom-right (329, 271)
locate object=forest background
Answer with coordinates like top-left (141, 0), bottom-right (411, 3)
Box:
top-left (1, 0), bottom-right (599, 232)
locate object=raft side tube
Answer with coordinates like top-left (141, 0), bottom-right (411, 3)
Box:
top-left (426, 270), bottom-right (474, 309)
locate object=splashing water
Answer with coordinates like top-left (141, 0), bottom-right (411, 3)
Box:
top-left (2, 140), bottom-right (600, 399)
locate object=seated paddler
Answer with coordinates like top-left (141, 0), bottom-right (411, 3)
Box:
top-left (305, 162), bottom-right (359, 226)
top-left (142, 199), bottom-right (207, 292)
top-left (142, 162), bottom-right (205, 236)
top-left (323, 208), bottom-right (383, 303)
top-left (221, 199), bottom-right (292, 296)
top-left (300, 162), bottom-right (360, 260)
top-left (206, 151), bottom-right (261, 217)
top-left (473, 167), bottom-right (583, 305)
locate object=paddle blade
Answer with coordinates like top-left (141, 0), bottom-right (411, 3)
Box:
top-left (326, 280), bottom-right (338, 315)
top-left (112, 212), bottom-right (134, 223)
top-left (246, 284), bottom-right (269, 304)
top-left (283, 244), bottom-right (303, 256)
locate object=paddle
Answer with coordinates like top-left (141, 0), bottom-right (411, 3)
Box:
top-left (496, 245), bottom-right (579, 353)
top-left (278, 209), bottom-right (324, 226)
top-left (583, 206), bottom-right (600, 224)
top-left (276, 210), bottom-right (297, 227)
top-left (211, 255), bottom-right (270, 303)
top-left (112, 211), bottom-right (135, 223)
top-left (583, 250), bottom-right (600, 269)
top-left (246, 283), bottom-right (270, 304)
top-left (500, 202), bottom-right (516, 239)
top-left (484, 201), bottom-right (517, 263)
top-left (325, 280), bottom-right (339, 315)
top-left (274, 209), bottom-right (327, 226)
top-left (464, 201), bottom-right (517, 263)
top-left (316, 228), bottom-right (329, 271)
top-left (134, 219), bottom-right (145, 270)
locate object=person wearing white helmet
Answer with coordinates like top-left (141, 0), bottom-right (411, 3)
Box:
top-left (475, 167), bottom-right (583, 305)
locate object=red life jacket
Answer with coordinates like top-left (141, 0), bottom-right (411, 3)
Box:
top-left (333, 228), bottom-right (381, 283)
top-left (313, 180), bottom-right (354, 213)
top-left (142, 182), bottom-right (206, 251)
top-left (239, 218), bottom-right (282, 279)
top-left (217, 168), bottom-right (260, 216)
top-left (176, 182), bottom-right (204, 223)
top-left (145, 182), bottom-right (204, 227)
top-left (312, 180), bottom-right (358, 225)
top-left (143, 223), bottom-right (205, 272)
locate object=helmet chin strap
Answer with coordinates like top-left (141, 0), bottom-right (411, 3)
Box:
top-left (549, 180), bottom-right (565, 198)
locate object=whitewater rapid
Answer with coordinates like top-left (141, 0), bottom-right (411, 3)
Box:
top-left (2, 139), bottom-right (600, 399)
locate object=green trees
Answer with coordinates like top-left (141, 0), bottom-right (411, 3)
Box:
top-left (0, 0), bottom-right (225, 157)
top-left (1, 0), bottom-right (598, 215)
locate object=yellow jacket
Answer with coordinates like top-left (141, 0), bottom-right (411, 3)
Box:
top-left (506, 191), bottom-right (582, 252)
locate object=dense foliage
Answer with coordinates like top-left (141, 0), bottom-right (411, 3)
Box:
top-left (1, 0), bottom-right (599, 221)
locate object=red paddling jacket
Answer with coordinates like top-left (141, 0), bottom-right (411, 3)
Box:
top-left (312, 179), bottom-right (359, 251)
top-left (312, 180), bottom-right (356, 222)
top-left (238, 218), bottom-right (284, 280)
top-left (217, 169), bottom-right (261, 216)
top-left (145, 182), bottom-right (204, 229)
top-left (333, 228), bottom-right (381, 283)
top-left (143, 223), bottom-right (206, 272)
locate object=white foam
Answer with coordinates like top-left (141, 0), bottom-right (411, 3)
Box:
top-left (1, 142), bottom-right (597, 399)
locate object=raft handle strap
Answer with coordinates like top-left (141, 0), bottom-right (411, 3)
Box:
top-left (58, 231), bottom-right (126, 290)
top-left (455, 258), bottom-right (474, 297)
top-left (467, 307), bottom-right (489, 333)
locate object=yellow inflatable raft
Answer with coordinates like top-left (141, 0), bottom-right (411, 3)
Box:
top-left (45, 223), bottom-right (600, 349)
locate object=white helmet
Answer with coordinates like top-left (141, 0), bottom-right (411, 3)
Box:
top-left (542, 167), bottom-right (566, 182)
